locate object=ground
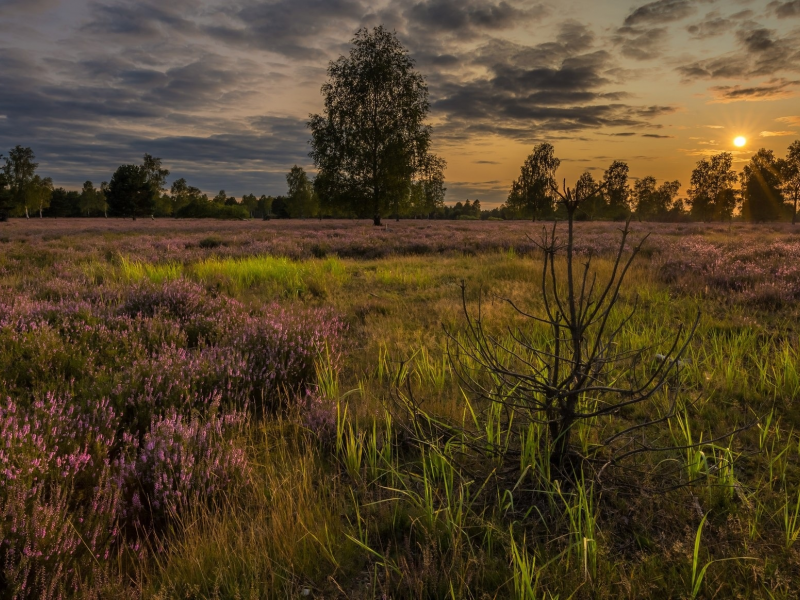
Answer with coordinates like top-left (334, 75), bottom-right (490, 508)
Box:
top-left (0, 218), bottom-right (799, 599)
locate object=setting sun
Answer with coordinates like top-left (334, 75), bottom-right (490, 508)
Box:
top-left (734, 136), bottom-right (747, 147)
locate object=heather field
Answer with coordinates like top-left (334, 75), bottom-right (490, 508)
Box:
top-left (1, 218), bottom-right (800, 599)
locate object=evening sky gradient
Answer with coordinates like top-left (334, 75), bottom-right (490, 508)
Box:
top-left (1, 0), bottom-right (799, 204)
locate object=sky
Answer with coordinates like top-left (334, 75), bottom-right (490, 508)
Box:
top-left (1, 0), bottom-right (799, 205)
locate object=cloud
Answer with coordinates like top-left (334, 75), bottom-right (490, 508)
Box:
top-left (614, 27), bottom-right (668, 61)
top-left (432, 35), bottom-right (676, 141)
top-left (405, 0), bottom-right (546, 34)
top-left (777, 116), bottom-right (800, 126)
top-left (642, 133), bottom-right (675, 138)
top-left (769, 1), bottom-right (800, 17)
top-left (759, 130), bottom-right (797, 137)
top-left (678, 25), bottom-right (800, 80)
top-left (686, 10), bottom-right (753, 38)
top-left (624, 0), bottom-right (697, 26)
top-left (0, 0), bottom-right (59, 13)
top-left (205, 0), bottom-right (367, 60)
top-left (708, 78), bottom-right (799, 102)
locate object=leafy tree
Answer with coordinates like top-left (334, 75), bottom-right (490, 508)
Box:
top-left (212, 190), bottom-right (228, 205)
top-left (601, 160), bottom-right (631, 219)
top-left (270, 196), bottom-right (290, 219)
top-left (741, 149), bottom-right (785, 222)
top-left (688, 153), bottom-right (738, 221)
top-left (142, 154), bottom-right (170, 196)
top-left (47, 188), bottom-right (80, 217)
top-left (27, 175), bottom-right (53, 218)
top-left (170, 178), bottom-right (206, 214)
top-left (257, 195), bottom-right (273, 218)
top-left (634, 176), bottom-right (681, 221)
top-left (106, 164), bottom-right (156, 219)
top-left (408, 154), bottom-right (446, 218)
top-left (505, 143), bottom-right (560, 221)
top-left (241, 193), bottom-right (258, 217)
top-left (780, 140), bottom-right (800, 225)
top-left (78, 181), bottom-right (107, 217)
top-left (308, 26), bottom-right (442, 226)
top-left (575, 172), bottom-right (606, 221)
top-left (2, 146), bottom-right (39, 218)
top-left (286, 166), bottom-right (318, 218)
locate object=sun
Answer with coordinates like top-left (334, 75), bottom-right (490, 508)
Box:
top-left (734, 136), bottom-right (747, 147)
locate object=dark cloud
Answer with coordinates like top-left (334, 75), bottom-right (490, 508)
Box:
top-left (769, 1), bottom-right (800, 17)
top-left (205, 0), bottom-right (367, 60)
top-left (82, 0), bottom-right (199, 38)
top-left (0, 0), bottom-right (59, 13)
top-left (623, 0), bottom-right (697, 26)
top-left (433, 35), bottom-right (676, 141)
top-left (678, 25), bottom-right (800, 80)
top-left (642, 133), bottom-right (675, 138)
top-left (614, 27), bottom-right (668, 60)
top-left (686, 10), bottom-right (753, 38)
top-left (708, 78), bottom-right (799, 102)
top-left (405, 0), bottom-right (545, 33)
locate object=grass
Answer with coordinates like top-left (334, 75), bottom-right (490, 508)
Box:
top-left (1, 220), bottom-right (800, 598)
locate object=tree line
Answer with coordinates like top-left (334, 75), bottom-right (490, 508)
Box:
top-left (1, 26), bottom-right (798, 224)
top-left (500, 141), bottom-right (800, 224)
top-left (0, 149), bottom-right (322, 221)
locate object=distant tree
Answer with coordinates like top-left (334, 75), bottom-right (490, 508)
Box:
top-left (2, 146), bottom-right (39, 218)
top-left (634, 176), bottom-right (681, 221)
top-left (257, 195), bottom-right (273, 218)
top-left (286, 165), bottom-right (318, 218)
top-left (574, 172), bottom-right (605, 220)
top-left (213, 190), bottom-right (228, 205)
top-left (78, 181), bottom-right (107, 217)
top-left (224, 196), bottom-right (238, 206)
top-left (505, 143), bottom-right (560, 221)
top-left (688, 153), bottom-right (738, 221)
top-left (741, 148), bottom-right (785, 222)
top-left (142, 154), bottom-right (170, 196)
top-left (106, 164), bottom-right (156, 219)
top-left (170, 178), bottom-right (206, 214)
top-left (48, 188), bottom-right (81, 217)
top-left (601, 160), bottom-right (631, 219)
top-left (0, 162), bottom-right (8, 220)
top-left (241, 193), bottom-right (258, 217)
top-left (27, 175), bottom-right (53, 218)
top-left (780, 140), bottom-right (800, 225)
top-left (309, 26), bottom-right (442, 226)
top-left (409, 154), bottom-right (446, 218)
top-left (270, 196), bottom-right (290, 219)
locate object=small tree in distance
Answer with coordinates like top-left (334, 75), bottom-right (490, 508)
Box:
top-left (505, 143), bottom-right (560, 221)
top-left (286, 165), bottom-right (318, 218)
top-left (779, 140), bottom-right (800, 225)
top-left (106, 165), bottom-right (155, 219)
top-left (688, 152), bottom-right (738, 222)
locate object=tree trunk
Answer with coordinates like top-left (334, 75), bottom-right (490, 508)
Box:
top-left (25, 206), bottom-right (29, 219)
top-left (373, 215), bottom-right (382, 226)
top-left (793, 195), bottom-right (798, 225)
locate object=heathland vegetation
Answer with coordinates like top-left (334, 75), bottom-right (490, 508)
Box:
top-left (1, 26), bottom-right (800, 600)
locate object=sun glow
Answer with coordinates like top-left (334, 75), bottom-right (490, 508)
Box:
top-left (734, 136), bottom-right (747, 147)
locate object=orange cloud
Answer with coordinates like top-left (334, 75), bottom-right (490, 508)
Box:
top-left (708, 79), bottom-right (799, 103)
top-left (759, 130), bottom-right (797, 137)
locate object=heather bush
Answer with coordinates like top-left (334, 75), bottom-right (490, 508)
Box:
top-left (115, 405), bottom-right (249, 527)
top-left (0, 277), bottom-right (344, 597)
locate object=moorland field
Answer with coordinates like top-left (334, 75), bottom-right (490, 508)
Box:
top-left (1, 218), bottom-right (799, 599)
